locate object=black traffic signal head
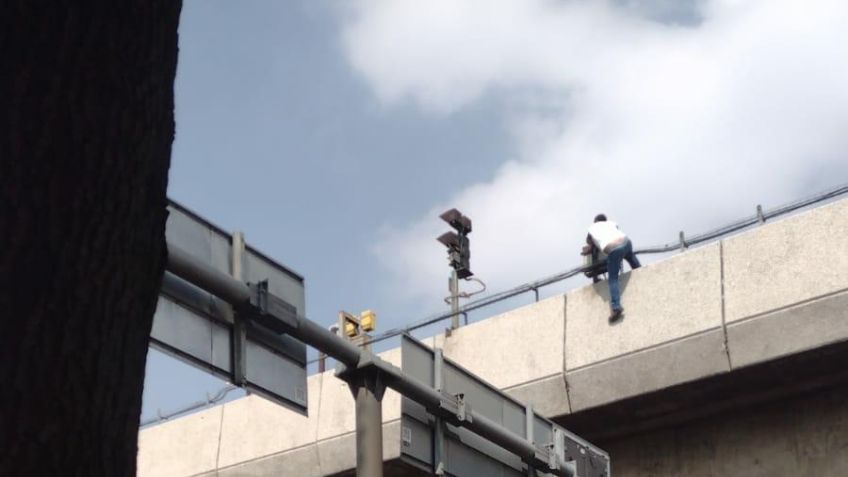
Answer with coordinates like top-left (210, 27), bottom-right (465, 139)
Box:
top-left (439, 208), bottom-right (472, 234)
top-left (437, 209), bottom-right (473, 278)
top-left (455, 233), bottom-right (472, 278)
top-left (437, 231), bottom-right (461, 250)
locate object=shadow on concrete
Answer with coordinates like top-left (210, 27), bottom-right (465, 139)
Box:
top-left (557, 338), bottom-right (848, 443)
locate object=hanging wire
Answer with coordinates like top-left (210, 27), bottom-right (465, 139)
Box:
top-left (140, 384), bottom-right (238, 428)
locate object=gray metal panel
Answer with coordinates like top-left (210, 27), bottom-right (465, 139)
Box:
top-left (243, 253), bottom-right (305, 314)
top-left (447, 425), bottom-right (521, 472)
top-left (151, 200), bottom-right (308, 414)
top-left (443, 366), bottom-right (501, 420)
top-left (400, 414), bottom-right (433, 469)
top-left (446, 435), bottom-right (515, 477)
top-left (534, 416), bottom-right (553, 450)
top-left (244, 340), bottom-right (308, 409)
top-left (166, 206), bottom-right (215, 265)
top-left (401, 335), bottom-right (435, 387)
top-left (400, 335), bottom-right (610, 477)
top-left (152, 298), bottom-right (221, 368)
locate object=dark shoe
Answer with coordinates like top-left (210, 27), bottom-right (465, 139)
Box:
top-left (608, 308), bottom-right (624, 323)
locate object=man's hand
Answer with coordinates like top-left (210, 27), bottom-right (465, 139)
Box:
top-left (582, 233), bottom-right (595, 255)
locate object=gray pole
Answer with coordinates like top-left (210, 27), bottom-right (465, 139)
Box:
top-left (450, 270), bottom-right (460, 330)
top-left (353, 377), bottom-right (383, 477)
top-left (352, 336), bottom-right (383, 477)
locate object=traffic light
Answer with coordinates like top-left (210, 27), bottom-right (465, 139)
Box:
top-left (437, 208), bottom-right (473, 279)
top-left (339, 310), bottom-right (377, 338)
top-left (340, 311), bottom-right (360, 338)
top-left (359, 309), bottom-right (376, 332)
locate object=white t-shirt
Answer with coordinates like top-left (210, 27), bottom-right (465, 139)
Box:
top-left (588, 221), bottom-right (627, 252)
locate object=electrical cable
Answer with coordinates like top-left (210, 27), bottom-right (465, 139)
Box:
top-left (140, 384), bottom-right (238, 428)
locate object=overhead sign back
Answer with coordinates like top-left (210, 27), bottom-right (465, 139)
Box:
top-left (400, 335), bottom-right (610, 477)
top-left (150, 201), bottom-right (308, 414)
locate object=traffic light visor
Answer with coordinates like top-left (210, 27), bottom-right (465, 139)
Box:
top-left (437, 231), bottom-right (461, 249)
top-left (439, 208), bottom-right (472, 234)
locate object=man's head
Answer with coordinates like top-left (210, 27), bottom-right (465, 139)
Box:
top-left (594, 213), bottom-right (607, 223)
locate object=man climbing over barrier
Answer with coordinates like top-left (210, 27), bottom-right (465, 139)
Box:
top-left (583, 214), bottom-right (641, 323)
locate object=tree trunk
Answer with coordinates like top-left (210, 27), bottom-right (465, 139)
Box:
top-left (0, 2), bottom-right (181, 475)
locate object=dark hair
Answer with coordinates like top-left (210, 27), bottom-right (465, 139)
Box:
top-left (594, 214), bottom-right (607, 223)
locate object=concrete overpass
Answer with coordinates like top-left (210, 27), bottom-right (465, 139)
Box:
top-left (138, 197), bottom-right (848, 476)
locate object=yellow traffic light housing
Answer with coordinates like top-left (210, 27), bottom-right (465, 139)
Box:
top-left (339, 311), bottom-right (361, 338)
top-left (343, 320), bottom-right (358, 338)
top-left (360, 309), bottom-right (376, 332)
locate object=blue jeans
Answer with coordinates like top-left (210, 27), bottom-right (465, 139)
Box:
top-left (606, 239), bottom-right (640, 311)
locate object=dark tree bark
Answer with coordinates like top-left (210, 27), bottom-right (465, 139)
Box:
top-left (0, 2), bottom-right (182, 475)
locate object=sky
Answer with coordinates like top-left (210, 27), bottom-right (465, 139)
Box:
top-left (141, 0), bottom-right (848, 422)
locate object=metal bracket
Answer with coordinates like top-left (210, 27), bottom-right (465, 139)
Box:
top-left (434, 349), bottom-right (446, 475)
top-left (244, 280), bottom-right (298, 334)
top-left (679, 231), bottom-right (687, 251)
top-left (335, 350), bottom-right (390, 401)
top-left (553, 428), bottom-right (565, 466)
top-left (251, 279), bottom-right (269, 313)
top-left (342, 367), bottom-right (387, 402)
top-left (455, 393), bottom-right (471, 422)
top-left (757, 204), bottom-right (766, 224)
top-left (526, 403), bottom-right (536, 477)
top-left (546, 441), bottom-right (559, 471)
top-left (545, 427), bottom-right (568, 472)
top-left (232, 315), bottom-right (247, 387)
top-left (231, 231), bottom-right (248, 387)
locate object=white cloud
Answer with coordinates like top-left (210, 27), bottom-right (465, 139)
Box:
top-left (339, 0), bottom-right (848, 304)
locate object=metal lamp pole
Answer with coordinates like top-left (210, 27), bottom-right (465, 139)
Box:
top-left (449, 270), bottom-right (460, 330)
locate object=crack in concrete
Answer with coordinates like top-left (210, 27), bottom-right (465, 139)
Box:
top-left (720, 240), bottom-right (733, 370)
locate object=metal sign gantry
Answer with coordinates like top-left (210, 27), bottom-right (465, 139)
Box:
top-left (164, 235), bottom-right (610, 477)
top-left (151, 201), bottom-right (308, 413)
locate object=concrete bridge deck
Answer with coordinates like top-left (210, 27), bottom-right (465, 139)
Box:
top-left (138, 197), bottom-right (848, 476)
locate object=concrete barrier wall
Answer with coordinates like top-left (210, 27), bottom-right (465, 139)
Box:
top-left (434, 295), bottom-right (565, 389)
top-left (433, 295), bottom-right (570, 416)
top-left (216, 375), bottom-right (323, 469)
top-left (137, 348), bottom-right (403, 477)
top-left (564, 243), bottom-right (729, 411)
top-left (723, 199), bottom-right (848, 368)
top-left (139, 197), bottom-right (848, 477)
top-left (723, 199), bottom-right (848, 322)
top-left (565, 243), bottom-right (723, 370)
top-left (137, 406), bottom-right (223, 477)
